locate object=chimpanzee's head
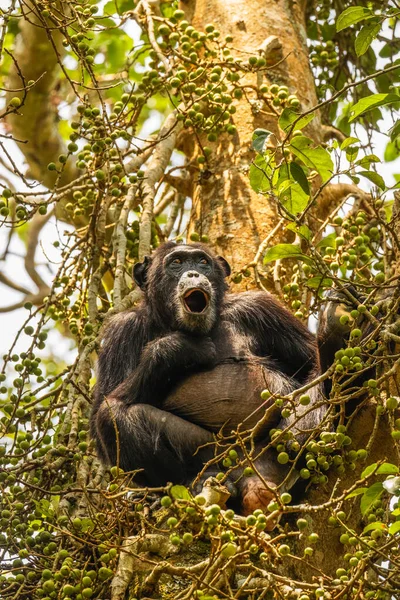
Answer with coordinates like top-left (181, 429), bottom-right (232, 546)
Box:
top-left (133, 242), bottom-right (231, 333)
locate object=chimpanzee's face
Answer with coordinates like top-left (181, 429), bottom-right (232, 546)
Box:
top-left (133, 243), bottom-right (230, 333)
top-left (164, 248), bottom-right (216, 332)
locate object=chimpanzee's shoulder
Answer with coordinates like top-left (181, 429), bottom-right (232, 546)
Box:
top-left (102, 306), bottom-right (148, 342)
top-left (222, 291), bottom-right (276, 313)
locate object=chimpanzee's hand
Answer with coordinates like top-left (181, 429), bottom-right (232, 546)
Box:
top-left (149, 331), bottom-right (217, 368)
top-left (191, 335), bottom-right (217, 367)
top-left (112, 332), bottom-right (217, 406)
top-left (192, 468), bottom-right (238, 499)
top-left (145, 331), bottom-right (216, 368)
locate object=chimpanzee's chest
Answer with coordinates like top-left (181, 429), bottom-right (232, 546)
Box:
top-left (163, 321), bottom-right (282, 433)
top-left (211, 321), bottom-right (254, 362)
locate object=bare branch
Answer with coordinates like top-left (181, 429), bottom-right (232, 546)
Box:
top-left (113, 185), bottom-right (138, 310)
top-left (0, 271), bottom-right (31, 295)
top-left (25, 209), bottom-right (54, 292)
top-left (134, 0), bottom-right (171, 75)
top-left (138, 112), bottom-right (183, 259)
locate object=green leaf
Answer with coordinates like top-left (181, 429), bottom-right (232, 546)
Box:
top-left (104, 1), bottom-right (117, 14)
top-left (96, 16), bottom-right (124, 29)
top-left (389, 520), bottom-right (400, 535)
top-left (104, 0), bottom-right (135, 15)
top-left (289, 162), bottom-right (310, 195)
top-left (29, 519), bottom-right (42, 529)
top-left (377, 463), bottom-right (399, 475)
top-left (317, 232), bottom-right (336, 249)
top-left (264, 244), bottom-right (312, 265)
top-left (286, 222), bottom-right (312, 241)
top-left (336, 7), bottom-right (373, 32)
top-left (81, 518), bottom-right (95, 533)
top-left (360, 482), bottom-right (384, 516)
top-left (340, 137), bottom-right (360, 150)
top-left (380, 41), bottom-right (400, 58)
top-left (384, 140), bottom-right (400, 162)
top-left (358, 170), bottom-right (386, 190)
top-left (345, 487), bottom-right (368, 500)
top-left (307, 20), bottom-right (318, 40)
top-left (127, 0), bottom-right (142, 15)
top-left (51, 495), bottom-right (60, 511)
top-left (289, 136), bottom-right (333, 183)
top-left (252, 128), bottom-right (272, 153)
top-left (276, 164), bottom-right (310, 215)
top-left (346, 146), bottom-right (359, 162)
top-left (355, 22), bottom-right (381, 57)
top-left (272, 163), bottom-right (310, 216)
top-left (321, 23), bottom-right (336, 40)
top-left (273, 162), bottom-right (288, 188)
top-left (377, 72), bottom-right (396, 94)
top-left (170, 485), bottom-right (192, 500)
top-left (361, 463), bottom-right (378, 479)
top-left (383, 200), bottom-right (393, 222)
top-left (389, 119), bottom-right (400, 141)
top-left (161, 2), bottom-right (175, 17)
top-left (279, 108), bottom-right (315, 133)
top-left (249, 155), bottom-right (272, 193)
top-left (336, 114), bottom-right (351, 137)
top-left (363, 521), bottom-right (387, 534)
top-left (279, 181), bottom-right (309, 215)
top-left (356, 154), bottom-right (380, 169)
top-left (305, 276), bottom-right (333, 290)
top-left (34, 499), bottom-right (52, 518)
top-left (349, 94), bottom-right (400, 123)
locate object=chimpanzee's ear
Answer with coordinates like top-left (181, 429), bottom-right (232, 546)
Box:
top-left (133, 256), bottom-right (152, 290)
top-left (217, 256), bottom-right (231, 277)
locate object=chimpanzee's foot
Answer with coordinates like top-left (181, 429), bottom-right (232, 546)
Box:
top-left (241, 477), bottom-right (280, 531)
top-left (192, 470), bottom-right (238, 498)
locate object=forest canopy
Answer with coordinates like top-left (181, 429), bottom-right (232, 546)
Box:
top-left (1, 0), bottom-right (400, 599)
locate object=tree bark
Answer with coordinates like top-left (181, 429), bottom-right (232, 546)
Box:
top-left (182, 0), bottom-right (321, 274)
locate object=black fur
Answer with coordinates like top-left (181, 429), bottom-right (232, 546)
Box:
top-left (90, 242), bottom-right (326, 504)
top-left (318, 285), bottom-right (382, 402)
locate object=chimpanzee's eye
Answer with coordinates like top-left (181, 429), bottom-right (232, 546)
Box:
top-left (172, 258), bottom-right (182, 264)
top-left (199, 258), bottom-right (208, 265)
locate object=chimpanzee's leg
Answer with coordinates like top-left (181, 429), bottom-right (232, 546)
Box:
top-left (94, 398), bottom-right (215, 486)
top-left (237, 388), bottom-right (328, 518)
top-left (235, 446), bottom-right (291, 520)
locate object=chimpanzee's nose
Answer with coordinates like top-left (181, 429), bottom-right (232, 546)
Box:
top-left (187, 271), bottom-right (200, 278)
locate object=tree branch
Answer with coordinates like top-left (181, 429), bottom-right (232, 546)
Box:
top-left (138, 112), bottom-right (183, 260)
top-left (5, 1), bottom-right (77, 189)
top-left (25, 210), bottom-right (53, 292)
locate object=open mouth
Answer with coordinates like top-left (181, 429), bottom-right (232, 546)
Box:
top-left (183, 289), bottom-right (209, 314)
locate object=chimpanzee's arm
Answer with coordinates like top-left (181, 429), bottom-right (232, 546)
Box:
top-left (317, 294), bottom-right (352, 380)
top-left (111, 332), bottom-right (216, 405)
top-left (224, 292), bottom-right (318, 382)
top-left (93, 399), bottom-right (215, 485)
top-left (93, 309), bottom-right (216, 411)
top-left (317, 287), bottom-right (377, 397)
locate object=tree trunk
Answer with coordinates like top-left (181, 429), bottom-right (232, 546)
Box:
top-left (182, 0), bottom-right (321, 274)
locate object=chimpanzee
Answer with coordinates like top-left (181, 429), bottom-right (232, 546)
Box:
top-left (90, 242), bottom-right (328, 514)
top-left (317, 284), bottom-right (380, 401)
